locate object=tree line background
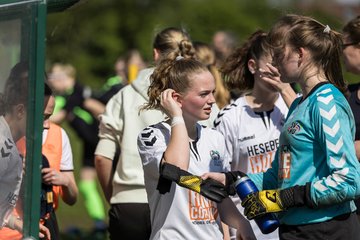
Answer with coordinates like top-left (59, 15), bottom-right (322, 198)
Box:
top-left (46, 0), bottom-right (358, 88)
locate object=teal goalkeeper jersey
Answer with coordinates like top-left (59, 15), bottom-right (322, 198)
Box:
top-left (250, 83), bottom-right (360, 225)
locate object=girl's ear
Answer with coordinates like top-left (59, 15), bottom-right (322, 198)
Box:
top-left (247, 59), bottom-right (257, 74)
top-left (297, 47), bottom-right (305, 67)
top-left (15, 104), bottom-right (25, 119)
top-left (172, 91), bottom-right (183, 106)
top-left (153, 48), bottom-right (160, 62)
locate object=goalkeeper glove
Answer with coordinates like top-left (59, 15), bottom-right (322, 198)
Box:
top-left (160, 162), bottom-right (228, 203)
top-left (241, 185), bottom-right (306, 220)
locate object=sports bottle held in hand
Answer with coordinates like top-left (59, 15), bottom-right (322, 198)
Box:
top-left (235, 176), bottom-right (280, 234)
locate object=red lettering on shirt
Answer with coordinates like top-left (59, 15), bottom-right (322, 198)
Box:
top-left (188, 191), bottom-right (218, 222)
top-left (249, 151), bottom-right (275, 173)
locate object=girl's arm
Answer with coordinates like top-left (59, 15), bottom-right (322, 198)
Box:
top-left (309, 96), bottom-right (360, 206)
top-left (218, 198), bottom-right (256, 240)
top-left (160, 89), bottom-right (190, 170)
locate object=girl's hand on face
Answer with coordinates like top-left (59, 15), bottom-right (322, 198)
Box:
top-left (160, 89), bottom-right (183, 118)
top-left (259, 63), bottom-right (290, 93)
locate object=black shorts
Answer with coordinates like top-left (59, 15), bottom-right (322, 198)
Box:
top-left (69, 116), bottom-right (99, 167)
top-left (108, 203), bottom-right (151, 240)
top-left (279, 212), bottom-right (360, 240)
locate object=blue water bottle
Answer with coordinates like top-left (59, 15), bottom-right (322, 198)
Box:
top-left (235, 176), bottom-right (279, 234)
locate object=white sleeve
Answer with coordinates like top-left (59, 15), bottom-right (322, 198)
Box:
top-left (0, 147), bottom-right (9, 177)
top-left (95, 92), bottom-right (123, 159)
top-left (214, 106), bottom-right (236, 166)
top-left (60, 128), bottom-right (74, 171)
top-left (0, 147), bottom-right (19, 228)
top-left (137, 126), bottom-right (168, 180)
top-left (0, 148), bottom-right (10, 227)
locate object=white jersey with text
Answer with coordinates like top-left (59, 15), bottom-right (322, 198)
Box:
top-left (214, 95), bottom-right (288, 174)
top-left (0, 117), bottom-right (23, 228)
top-left (138, 122), bottom-right (230, 240)
top-left (214, 95), bottom-right (288, 240)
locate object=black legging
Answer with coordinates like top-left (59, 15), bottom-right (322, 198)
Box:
top-left (108, 203), bottom-right (151, 240)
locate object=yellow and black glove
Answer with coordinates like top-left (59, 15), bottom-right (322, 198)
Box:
top-left (241, 185), bottom-right (308, 220)
top-left (159, 162), bottom-right (228, 203)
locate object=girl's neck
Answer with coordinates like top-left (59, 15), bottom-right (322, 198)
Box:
top-left (185, 121), bottom-right (198, 141)
top-left (300, 74), bottom-right (328, 98)
top-left (247, 86), bottom-right (279, 112)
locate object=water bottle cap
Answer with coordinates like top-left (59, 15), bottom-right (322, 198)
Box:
top-left (234, 176), bottom-right (250, 186)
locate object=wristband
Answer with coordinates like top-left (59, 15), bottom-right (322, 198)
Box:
top-left (171, 116), bottom-right (185, 127)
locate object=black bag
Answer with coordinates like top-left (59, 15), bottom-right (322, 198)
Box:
top-left (40, 154), bottom-right (54, 220)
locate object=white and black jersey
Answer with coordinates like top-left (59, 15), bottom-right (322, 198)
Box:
top-left (0, 117), bottom-right (23, 228)
top-left (214, 95), bottom-right (288, 174)
top-left (138, 122), bottom-right (230, 240)
top-left (214, 95), bottom-right (288, 240)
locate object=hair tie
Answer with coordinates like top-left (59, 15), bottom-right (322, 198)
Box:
top-left (175, 55), bottom-right (184, 61)
top-left (323, 25), bottom-right (331, 34)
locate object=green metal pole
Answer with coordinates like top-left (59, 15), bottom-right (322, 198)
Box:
top-left (22, 0), bottom-right (47, 238)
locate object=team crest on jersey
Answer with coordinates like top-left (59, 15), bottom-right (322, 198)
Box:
top-left (287, 121), bottom-right (301, 134)
top-left (210, 150), bottom-right (222, 166)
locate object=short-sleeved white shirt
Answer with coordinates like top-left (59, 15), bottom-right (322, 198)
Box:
top-left (0, 117), bottom-right (23, 228)
top-left (214, 95), bottom-right (288, 174)
top-left (214, 95), bottom-right (288, 240)
top-left (138, 122), bottom-right (230, 240)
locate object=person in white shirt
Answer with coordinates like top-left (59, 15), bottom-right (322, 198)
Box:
top-left (214, 30), bottom-right (296, 240)
top-left (137, 55), bottom-right (256, 240)
top-left (95, 27), bottom-right (218, 240)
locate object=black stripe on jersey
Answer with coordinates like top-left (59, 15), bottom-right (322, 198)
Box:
top-left (141, 130), bottom-right (153, 138)
top-left (266, 109), bottom-right (274, 126)
top-left (255, 111), bottom-right (266, 129)
top-left (144, 136), bottom-right (157, 146)
top-left (5, 139), bottom-right (13, 150)
top-left (143, 127), bottom-right (151, 132)
top-left (213, 119), bottom-right (221, 128)
top-left (1, 147), bottom-right (10, 157)
top-left (213, 103), bottom-right (238, 127)
top-left (1, 138), bottom-right (13, 158)
top-left (189, 141), bottom-right (201, 161)
top-left (141, 127), bottom-right (158, 146)
top-left (254, 109), bottom-right (274, 129)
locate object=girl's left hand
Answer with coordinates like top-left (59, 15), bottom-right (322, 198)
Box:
top-left (259, 63), bottom-right (290, 93)
top-left (160, 89), bottom-right (182, 118)
top-left (201, 172), bottom-right (226, 185)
